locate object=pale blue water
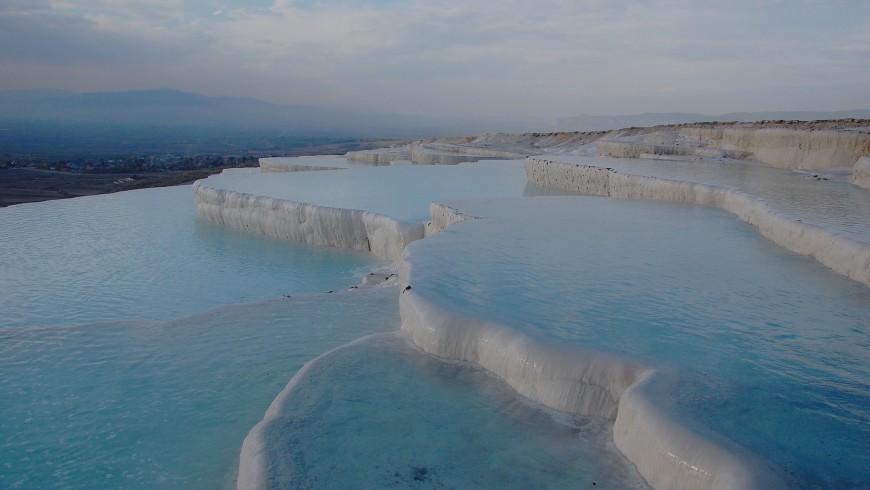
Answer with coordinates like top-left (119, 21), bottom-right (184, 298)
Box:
top-left (260, 333), bottom-right (649, 489)
top-left (405, 197), bottom-right (869, 488)
top-left (4, 161), bottom-right (868, 489)
top-left (0, 290), bottom-right (400, 489)
top-left (0, 186), bottom-right (380, 327)
top-left (0, 186), bottom-right (399, 489)
top-left (0, 176), bottom-right (628, 490)
top-left (198, 161), bottom-right (530, 222)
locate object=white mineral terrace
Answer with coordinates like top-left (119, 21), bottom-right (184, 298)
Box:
top-left (525, 156), bottom-right (870, 285)
top-left (677, 127), bottom-right (870, 170)
top-left (192, 149), bottom-right (865, 490)
top-left (259, 155), bottom-right (352, 172)
top-left (855, 156), bottom-right (870, 189)
top-left (193, 161), bottom-right (530, 262)
top-left (347, 142), bottom-right (527, 165)
top-left (396, 267), bottom-right (776, 490)
top-left (597, 126), bottom-right (870, 171)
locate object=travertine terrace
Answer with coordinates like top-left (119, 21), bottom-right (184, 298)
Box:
top-left (192, 119), bottom-right (869, 490)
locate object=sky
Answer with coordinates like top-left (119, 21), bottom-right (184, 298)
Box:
top-left (1, 0), bottom-right (868, 119)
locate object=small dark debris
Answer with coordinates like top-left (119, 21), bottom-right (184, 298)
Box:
top-left (327, 290), bottom-right (334, 293)
top-left (403, 285), bottom-right (412, 292)
top-left (411, 466), bottom-right (430, 482)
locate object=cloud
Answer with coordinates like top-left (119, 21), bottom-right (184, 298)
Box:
top-left (1, 0), bottom-right (869, 118)
top-left (0, 9), bottom-right (201, 65)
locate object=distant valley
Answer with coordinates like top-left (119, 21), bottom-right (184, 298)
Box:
top-left (2, 88), bottom-right (868, 157)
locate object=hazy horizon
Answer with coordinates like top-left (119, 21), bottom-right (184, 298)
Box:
top-left (2, 1), bottom-right (869, 119)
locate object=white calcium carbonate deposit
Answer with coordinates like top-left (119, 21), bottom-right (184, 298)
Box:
top-left (678, 127), bottom-right (870, 170)
top-left (525, 157), bottom-right (870, 285)
top-left (201, 132), bottom-right (866, 490)
top-left (193, 182), bottom-right (422, 262)
top-left (854, 156), bottom-right (870, 189)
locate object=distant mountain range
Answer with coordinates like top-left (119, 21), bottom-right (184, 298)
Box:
top-left (549, 110), bottom-right (870, 132)
top-left (0, 88), bottom-right (461, 137)
top-left (3, 88), bottom-right (866, 135)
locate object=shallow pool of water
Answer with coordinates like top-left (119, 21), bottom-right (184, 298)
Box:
top-left (197, 161), bottom-right (530, 222)
top-left (256, 333), bottom-right (649, 489)
top-left (0, 289), bottom-right (400, 489)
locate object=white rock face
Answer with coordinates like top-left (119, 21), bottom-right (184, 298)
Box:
top-left (613, 373), bottom-right (772, 490)
top-left (409, 146), bottom-right (483, 165)
top-left (259, 156), bottom-right (348, 172)
top-left (425, 202), bottom-right (478, 236)
top-left (192, 182), bottom-right (423, 262)
top-left (421, 142), bottom-right (527, 159)
top-left (597, 141), bottom-right (750, 160)
top-left (260, 162), bottom-right (342, 173)
top-left (679, 128), bottom-right (870, 170)
top-left (525, 157), bottom-right (870, 285)
top-left (237, 334), bottom-right (386, 490)
top-left (397, 287), bottom-right (637, 418)
top-left (350, 144), bottom-right (523, 166)
top-left (345, 149), bottom-right (411, 164)
top-left (853, 156), bottom-right (870, 189)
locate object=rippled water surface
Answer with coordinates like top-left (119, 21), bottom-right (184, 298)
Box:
top-left (406, 196), bottom-right (869, 488)
top-left (0, 186), bottom-right (399, 488)
top-left (0, 290), bottom-right (400, 489)
top-left (0, 186), bottom-right (381, 327)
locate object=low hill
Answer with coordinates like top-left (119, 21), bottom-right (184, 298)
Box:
top-left (550, 110), bottom-right (870, 132)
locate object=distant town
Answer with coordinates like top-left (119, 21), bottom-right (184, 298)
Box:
top-left (0, 136), bottom-right (393, 207)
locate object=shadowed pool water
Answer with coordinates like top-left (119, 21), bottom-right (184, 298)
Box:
top-left (255, 333), bottom-right (649, 489)
top-left (405, 197), bottom-right (869, 488)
